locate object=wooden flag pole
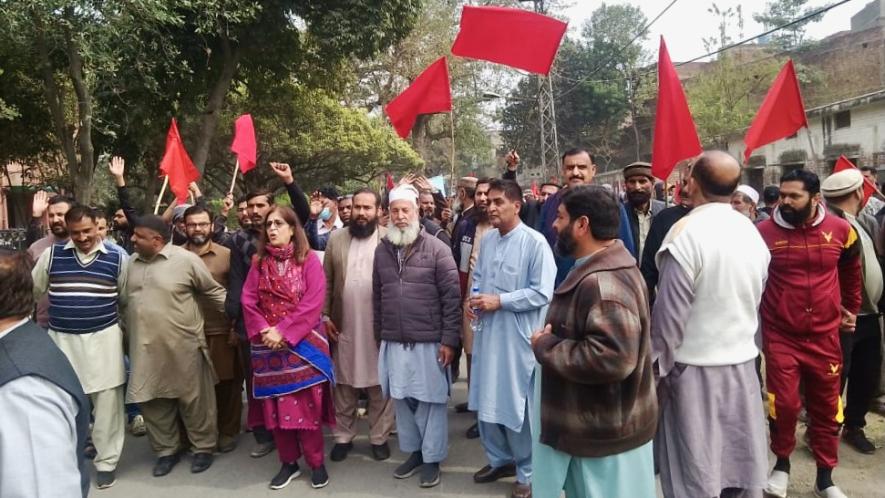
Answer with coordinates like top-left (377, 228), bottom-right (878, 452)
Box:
top-left (228, 160), bottom-right (240, 195)
top-left (449, 111), bottom-right (457, 196)
top-left (804, 126), bottom-right (820, 175)
top-left (154, 175), bottom-right (169, 215)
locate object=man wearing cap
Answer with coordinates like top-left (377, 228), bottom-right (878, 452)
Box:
top-left (622, 162), bottom-right (665, 259)
top-left (374, 185), bottom-right (461, 488)
top-left (652, 151), bottom-right (770, 498)
top-left (731, 185), bottom-right (769, 223)
top-left (451, 177), bottom-right (478, 238)
top-left (757, 169), bottom-right (861, 498)
top-left (821, 169), bottom-right (884, 456)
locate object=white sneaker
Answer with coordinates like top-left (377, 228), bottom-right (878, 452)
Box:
top-left (814, 485), bottom-right (848, 498)
top-left (764, 470), bottom-right (790, 498)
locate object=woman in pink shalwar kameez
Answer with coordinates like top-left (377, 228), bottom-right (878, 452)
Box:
top-left (242, 206), bottom-right (335, 490)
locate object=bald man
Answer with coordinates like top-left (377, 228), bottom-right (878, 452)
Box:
top-left (652, 152), bottom-right (771, 498)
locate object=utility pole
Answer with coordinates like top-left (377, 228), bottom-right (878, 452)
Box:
top-left (521, 0), bottom-right (560, 180)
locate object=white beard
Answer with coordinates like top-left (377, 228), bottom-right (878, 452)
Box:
top-left (386, 220), bottom-right (420, 247)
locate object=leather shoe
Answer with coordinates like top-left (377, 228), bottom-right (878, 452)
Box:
top-left (473, 463), bottom-right (517, 483)
top-left (153, 454), bottom-right (181, 477)
top-left (455, 402), bottom-right (470, 413)
top-left (371, 442), bottom-right (391, 461)
top-left (330, 442), bottom-right (353, 462)
top-left (191, 452), bottom-right (213, 473)
top-left (466, 422), bottom-right (480, 439)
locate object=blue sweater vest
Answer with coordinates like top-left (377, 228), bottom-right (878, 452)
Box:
top-left (47, 243), bottom-right (121, 334)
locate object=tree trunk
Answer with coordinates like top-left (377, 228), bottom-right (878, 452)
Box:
top-left (191, 36), bottom-right (241, 173)
top-left (33, 14), bottom-right (79, 192)
top-left (411, 114), bottom-right (431, 174)
top-left (63, 13), bottom-right (96, 204)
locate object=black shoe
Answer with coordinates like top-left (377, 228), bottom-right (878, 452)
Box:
top-left (466, 422), bottom-right (480, 439)
top-left (455, 402), bottom-right (470, 413)
top-left (843, 427), bottom-right (876, 454)
top-left (474, 463), bottom-right (517, 483)
top-left (419, 463), bottom-right (441, 488)
top-left (269, 463), bottom-right (301, 490)
top-left (371, 442), bottom-right (391, 461)
top-left (250, 441), bottom-right (276, 458)
top-left (330, 442), bottom-right (353, 462)
top-left (311, 465), bottom-right (330, 489)
top-left (393, 451), bottom-right (423, 479)
top-left (191, 452), bottom-right (213, 473)
top-left (95, 470), bottom-right (116, 489)
top-left (152, 454), bottom-right (181, 477)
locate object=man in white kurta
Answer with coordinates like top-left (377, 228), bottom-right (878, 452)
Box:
top-left (468, 180), bottom-right (555, 498)
top-left (32, 207), bottom-right (127, 488)
top-left (323, 190), bottom-right (395, 462)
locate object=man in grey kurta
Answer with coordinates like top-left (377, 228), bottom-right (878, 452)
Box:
top-left (652, 152), bottom-right (770, 498)
top-left (468, 179), bottom-right (555, 498)
top-left (126, 215), bottom-right (227, 477)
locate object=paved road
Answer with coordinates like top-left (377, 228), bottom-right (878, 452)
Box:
top-left (97, 377), bottom-right (885, 498)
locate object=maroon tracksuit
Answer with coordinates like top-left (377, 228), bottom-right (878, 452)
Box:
top-left (757, 206), bottom-right (861, 469)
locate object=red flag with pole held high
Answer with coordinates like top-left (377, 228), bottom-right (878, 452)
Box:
top-left (451, 6), bottom-right (567, 75)
top-left (743, 60), bottom-right (808, 163)
top-left (385, 57), bottom-right (452, 139)
top-left (159, 118), bottom-right (200, 204)
top-left (651, 37), bottom-right (702, 181)
top-left (833, 155), bottom-right (876, 204)
top-left (385, 172), bottom-right (396, 191)
top-left (531, 180), bottom-right (539, 197)
top-left (230, 114), bottom-right (257, 173)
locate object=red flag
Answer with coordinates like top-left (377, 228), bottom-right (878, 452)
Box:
top-left (531, 180), bottom-right (539, 197)
top-left (833, 155), bottom-right (876, 204)
top-left (652, 37), bottom-right (702, 181)
top-left (451, 6), bottom-right (567, 75)
top-left (159, 118), bottom-right (200, 204)
top-left (385, 57), bottom-right (452, 139)
top-left (385, 173), bottom-right (395, 191)
top-left (743, 60), bottom-right (808, 162)
top-left (230, 114), bottom-right (257, 173)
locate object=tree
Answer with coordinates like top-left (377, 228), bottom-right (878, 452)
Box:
top-left (500, 2), bottom-right (649, 168)
top-left (0, 0), bottom-right (422, 204)
top-left (753, 0), bottom-right (825, 50)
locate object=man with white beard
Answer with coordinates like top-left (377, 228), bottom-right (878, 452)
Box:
top-left (373, 185), bottom-right (461, 489)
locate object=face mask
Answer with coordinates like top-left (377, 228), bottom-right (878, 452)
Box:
top-left (319, 207), bottom-right (332, 221)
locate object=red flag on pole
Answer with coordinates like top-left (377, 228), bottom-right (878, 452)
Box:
top-left (531, 180), bottom-right (539, 197)
top-left (385, 173), bottom-right (395, 191)
top-left (230, 114), bottom-right (257, 173)
top-left (159, 118), bottom-right (200, 204)
top-left (451, 6), bottom-right (567, 75)
top-left (651, 37), bottom-right (702, 181)
top-left (743, 60), bottom-right (808, 163)
top-left (385, 57), bottom-right (453, 139)
top-left (833, 155), bottom-right (876, 204)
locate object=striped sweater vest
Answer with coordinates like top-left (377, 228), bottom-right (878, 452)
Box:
top-left (47, 243), bottom-right (121, 334)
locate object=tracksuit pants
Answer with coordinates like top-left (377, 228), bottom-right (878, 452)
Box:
top-left (764, 330), bottom-right (842, 469)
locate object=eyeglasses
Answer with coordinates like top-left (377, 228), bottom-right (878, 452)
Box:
top-left (265, 219), bottom-right (289, 229)
top-left (185, 222), bottom-right (211, 229)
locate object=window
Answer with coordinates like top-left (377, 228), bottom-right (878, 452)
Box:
top-left (834, 110), bottom-right (851, 129)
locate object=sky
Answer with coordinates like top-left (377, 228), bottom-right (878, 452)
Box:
top-left (561, 0), bottom-right (864, 61)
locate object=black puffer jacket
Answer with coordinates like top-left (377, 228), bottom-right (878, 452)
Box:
top-left (372, 230), bottom-right (461, 347)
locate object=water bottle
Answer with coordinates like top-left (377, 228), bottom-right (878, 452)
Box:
top-left (470, 285), bottom-right (483, 334)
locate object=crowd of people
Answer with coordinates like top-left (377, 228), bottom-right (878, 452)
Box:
top-left (0, 147), bottom-right (883, 498)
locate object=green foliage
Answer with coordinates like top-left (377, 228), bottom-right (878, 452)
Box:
top-left (752, 0), bottom-right (825, 50)
top-left (501, 2), bottom-right (649, 167)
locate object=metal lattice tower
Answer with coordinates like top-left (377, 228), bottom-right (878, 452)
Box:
top-left (522, 0), bottom-right (560, 180)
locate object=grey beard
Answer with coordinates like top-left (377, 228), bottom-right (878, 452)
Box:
top-left (188, 234), bottom-right (209, 246)
top-left (386, 220), bottom-right (420, 247)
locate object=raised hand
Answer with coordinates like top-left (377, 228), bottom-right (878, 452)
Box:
top-left (31, 190), bottom-right (49, 219)
top-left (188, 181), bottom-right (202, 199)
top-left (505, 150), bottom-right (520, 171)
top-left (309, 191), bottom-right (323, 219)
top-left (109, 156), bottom-right (125, 178)
top-left (269, 162), bottom-right (294, 185)
top-left (221, 193), bottom-right (234, 217)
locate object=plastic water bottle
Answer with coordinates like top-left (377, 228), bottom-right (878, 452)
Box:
top-left (470, 285), bottom-right (483, 334)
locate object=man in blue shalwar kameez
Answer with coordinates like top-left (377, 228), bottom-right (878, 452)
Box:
top-left (468, 179), bottom-right (555, 498)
